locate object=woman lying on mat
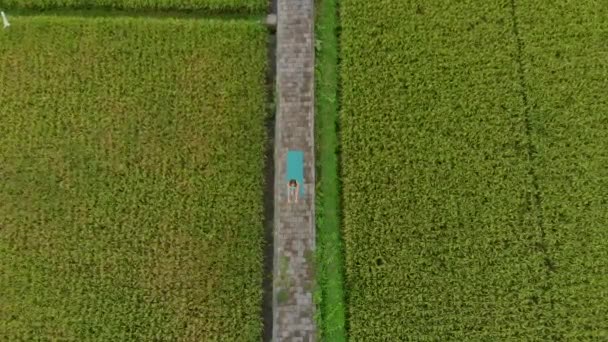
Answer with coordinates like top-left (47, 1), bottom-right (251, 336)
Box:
top-left (287, 179), bottom-right (299, 203)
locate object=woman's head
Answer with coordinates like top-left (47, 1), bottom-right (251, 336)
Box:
top-left (289, 179), bottom-right (298, 186)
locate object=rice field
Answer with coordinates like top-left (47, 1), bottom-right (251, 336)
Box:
top-left (0, 16), bottom-right (268, 341)
top-left (338, 0), bottom-right (608, 339)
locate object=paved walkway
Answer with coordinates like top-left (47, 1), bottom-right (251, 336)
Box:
top-left (272, 0), bottom-right (316, 340)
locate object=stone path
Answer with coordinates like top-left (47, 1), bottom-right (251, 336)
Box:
top-left (272, 0), bottom-right (316, 340)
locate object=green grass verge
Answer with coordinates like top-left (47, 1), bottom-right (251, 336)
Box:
top-left (314, 0), bottom-right (347, 339)
top-left (0, 16), bottom-right (267, 341)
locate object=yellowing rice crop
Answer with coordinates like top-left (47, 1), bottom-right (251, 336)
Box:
top-left (0, 16), bottom-right (268, 341)
top-left (0, 0), bottom-right (265, 13)
top-left (339, 0), bottom-right (608, 339)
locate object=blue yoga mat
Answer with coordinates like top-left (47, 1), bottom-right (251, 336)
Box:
top-left (286, 150), bottom-right (305, 197)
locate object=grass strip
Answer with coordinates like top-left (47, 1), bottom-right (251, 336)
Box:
top-left (314, 0), bottom-right (347, 339)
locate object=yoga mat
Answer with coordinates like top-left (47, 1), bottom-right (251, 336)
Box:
top-left (286, 150), bottom-right (305, 197)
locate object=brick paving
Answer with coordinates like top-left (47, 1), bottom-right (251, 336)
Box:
top-left (272, 0), bottom-right (316, 340)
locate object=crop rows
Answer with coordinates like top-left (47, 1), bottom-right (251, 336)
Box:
top-left (0, 0), bottom-right (265, 13)
top-left (340, 0), bottom-right (550, 340)
top-left (517, 0), bottom-right (608, 338)
top-left (340, 0), bottom-right (608, 339)
top-left (0, 16), bottom-right (267, 341)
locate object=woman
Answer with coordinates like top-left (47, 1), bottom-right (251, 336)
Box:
top-left (287, 179), bottom-right (299, 203)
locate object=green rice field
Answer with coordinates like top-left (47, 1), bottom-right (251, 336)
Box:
top-left (338, 0), bottom-right (608, 339)
top-left (2, 0), bottom-right (607, 339)
top-left (0, 0), bottom-right (265, 13)
top-left (0, 16), bottom-right (268, 341)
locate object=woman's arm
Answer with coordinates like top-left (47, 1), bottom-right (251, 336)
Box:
top-left (295, 184), bottom-right (300, 202)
